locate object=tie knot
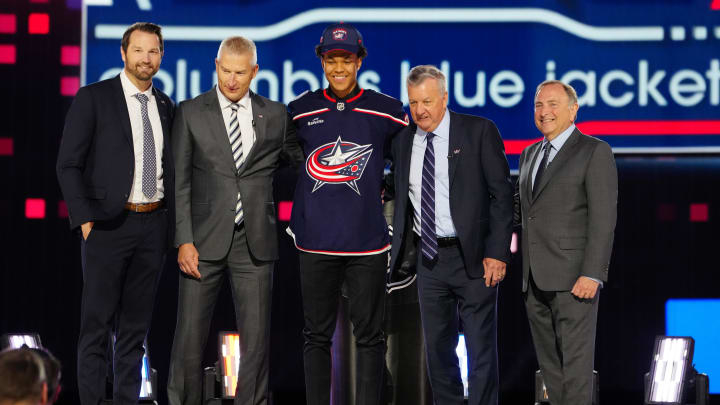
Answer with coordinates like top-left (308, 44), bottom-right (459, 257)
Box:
top-left (426, 132), bottom-right (436, 142)
top-left (134, 93), bottom-right (149, 105)
top-left (230, 103), bottom-right (239, 112)
top-left (543, 141), bottom-right (552, 152)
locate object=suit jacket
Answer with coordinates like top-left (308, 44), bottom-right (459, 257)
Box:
top-left (389, 111), bottom-right (514, 279)
top-left (173, 88), bottom-right (303, 261)
top-left (517, 128), bottom-right (617, 292)
top-left (56, 75), bottom-right (175, 244)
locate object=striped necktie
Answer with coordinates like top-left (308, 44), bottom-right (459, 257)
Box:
top-left (134, 93), bottom-right (156, 199)
top-left (228, 103), bottom-right (244, 224)
top-left (421, 132), bottom-right (438, 260)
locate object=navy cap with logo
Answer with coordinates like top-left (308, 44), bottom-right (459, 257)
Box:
top-left (315, 22), bottom-right (367, 58)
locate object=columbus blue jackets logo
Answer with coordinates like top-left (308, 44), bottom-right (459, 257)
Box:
top-left (306, 136), bottom-right (373, 195)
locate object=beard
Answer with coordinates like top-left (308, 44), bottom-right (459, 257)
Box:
top-left (127, 63), bottom-right (158, 82)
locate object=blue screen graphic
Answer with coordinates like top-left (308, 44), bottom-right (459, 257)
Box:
top-left (83, 0), bottom-right (720, 171)
top-left (666, 299), bottom-right (720, 394)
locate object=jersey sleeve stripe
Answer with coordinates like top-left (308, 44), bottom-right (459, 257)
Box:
top-left (352, 108), bottom-right (409, 126)
top-left (293, 108), bottom-right (330, 120)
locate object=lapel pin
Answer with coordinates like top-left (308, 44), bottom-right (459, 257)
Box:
top-left (258, 114), bottom-right (263, 119)
top-left (454, 149), bottom-right (461, 154)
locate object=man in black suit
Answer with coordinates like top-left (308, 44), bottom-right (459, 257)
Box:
top-left (388, 65), bottom-right (513, 405)
top-left (56, 22), bottom-right (174, 405)
top-left (167, 36), bottom-right (303, 405)
top-left (516, 80), bottom-right (617, 405)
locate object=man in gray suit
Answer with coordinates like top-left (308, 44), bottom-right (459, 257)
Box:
top-left (516, 80), bottom-right (617, 405)
top-left (167, 36), bottom-right (303, 405)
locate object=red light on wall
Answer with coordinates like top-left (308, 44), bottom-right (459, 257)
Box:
top-left (28, 13), bottom-right (49, 34)
top-left (278, 201), bottom-right (293, 221)
top-left (58, 201), bottom-right (68, 218)
top-left (712, 0), bottom-right (720, 10)
top-left (0, 45), bottom-right (16, 64)
top-left (60, 45), bottom-right (80, 66)
top-left (0, 138), bottom-right (12, 156)
top-left (0, 14), bottom-right (16, 34)
top-left (60, 76), bottom-right (79, 96)
top-left (689, 203), bottom-right (709, 222)
top-left (25, 198), bottom-right (46, 219)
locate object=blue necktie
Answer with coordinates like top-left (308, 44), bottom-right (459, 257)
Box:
top-left (421, 132), bottom-right (438, 260)
top-left (134, 93), bottom-right (156, 199)
top-left (228, 103), bottom-right (245, 224)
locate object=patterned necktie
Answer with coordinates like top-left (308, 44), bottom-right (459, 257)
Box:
top-left (533, 141), bottom-right (552, 196)
top-left (228, 103), bottom-right (244, 224)
top-left (421, 132), bottom-right (438, 260)
top-left (134, 93), bottom-right (156, 199)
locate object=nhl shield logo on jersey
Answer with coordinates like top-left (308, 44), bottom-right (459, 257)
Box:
top-left (306, 136), bottom-right (373, 195)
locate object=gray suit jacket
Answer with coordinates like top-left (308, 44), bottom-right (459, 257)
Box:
top-left (517, 128), bottom-right (617, 292)
top-left (173, 88), bottom-right (303, 261)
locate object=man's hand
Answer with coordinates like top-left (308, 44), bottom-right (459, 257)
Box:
top-left (571, 276), bottom-right (599, 299)
top-left (81, 221), bottom-right (94, 241)
top-left (483, 258), bottom-right (507, 287)
top-left (178, 243), bottom-right (201, 279)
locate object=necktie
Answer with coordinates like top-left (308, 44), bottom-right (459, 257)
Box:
top-left (134, 93), bottom-right (156, 199)
top-left (421, 132), bottom-right (438, 261)
top-left (228, 103), bottom-right (244, 224)
top-left (533, 141), bottom-right (552, 196)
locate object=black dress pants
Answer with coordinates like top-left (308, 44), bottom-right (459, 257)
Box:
top-left (77, 209), bottom-right (167, 405)
top-left (298, 251), bottom-right (388, 405)
top-left (416, 243), bottom-right (499, 405)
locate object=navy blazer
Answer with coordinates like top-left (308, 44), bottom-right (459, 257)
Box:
top-left (57, 75), bottom-right (175, 245)
top-left (389, 110), bottom-right (513, 279)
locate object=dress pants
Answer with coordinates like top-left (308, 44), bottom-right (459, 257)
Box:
top-left (167, 224), bottom-right (273, 405)
top-left (524, 273), bottom-right (599, 405)
top-left (77, 208), bottom-right (167, 405)
top-left (416, 243), bottom-right (498, 405)
top-left (298, 251), bottom-right (388, 405)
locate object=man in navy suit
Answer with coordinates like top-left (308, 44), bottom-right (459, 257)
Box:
top-left (388, 65), bottom-right (513, 405)
top-left (56, 22), bottom-right (174, 405)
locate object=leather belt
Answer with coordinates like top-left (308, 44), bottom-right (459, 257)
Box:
top-left (124, 200), bottom-right (163, 213)
top-left (437, 237), bottom-right (459, 247)
top-left (414, 233), bottom-right (459, 248)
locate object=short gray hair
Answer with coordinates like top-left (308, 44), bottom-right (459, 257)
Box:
top-left (407, 65), bottom-right (447, 95)
top-left (217, 36), bottom-right (257, 65)
top-left (535, 80), bottom-right (578, 106)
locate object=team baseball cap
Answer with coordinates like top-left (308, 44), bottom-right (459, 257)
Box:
top-left (315, 22), bottom-right (366, 57)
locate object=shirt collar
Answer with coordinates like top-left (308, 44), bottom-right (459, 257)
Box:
top-left (216, 86), bottom-right (251, 110)
top-left (325, 84), bottom-right (362, 102)
top-left (120, 69), bottom-right (153, 99)
top-left (415, 108), bottom-right (450, 140)
top-left (544, 123), bottom-right (576, 151)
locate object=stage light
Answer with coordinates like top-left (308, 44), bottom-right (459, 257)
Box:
top-left (455, 333), bottom-right (469, 399)
top-left (645, 336), bottom-right (694, 404)
top-left (219, 332), bottom-right (241, 398)
top-left (139, 340), bottom-right (156, 401)
top-left (1, 333), bottom-right (42, 350)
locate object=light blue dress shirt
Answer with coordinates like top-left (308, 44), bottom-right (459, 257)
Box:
top-left (409, 109), bottom-right (456, 238)
top-left (531, 124), bottom-right (575, 189)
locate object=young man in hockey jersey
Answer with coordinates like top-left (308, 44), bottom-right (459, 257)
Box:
top-left (287, 22), bottom-right (409, 405)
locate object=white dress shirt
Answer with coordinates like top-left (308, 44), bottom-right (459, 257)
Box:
top-left (119, 70), bottom-right (164, 203)
top-left (216, 86), bottom-right (255, 162)
top-left (409, 108), bottom-right (457, 238)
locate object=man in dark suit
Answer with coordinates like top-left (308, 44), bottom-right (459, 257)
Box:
top-left (389, 65), bottom-right (514, 405)
top-left (167, 36), bottom-right (303, 405)
top-left (516, 80), bottom-right (617, 405)
top-left (56, 22), bottom-right (174, 405)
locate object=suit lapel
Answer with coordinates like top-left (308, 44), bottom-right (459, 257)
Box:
top-left (524, 141), bottom-right (542, 204)
top-left (531, 129), bottom-right (582, 202)
top-left (111, 76), bottom-right (133, 148)
top-left (447, 111), bottom-right (464, 185)
top-left (203, 87), bottom-right (238, 174)
top-left (399, 125), bottom-right (415, 201)
top-left (152, 87), bottom-right (171, 144)
top-left (238, 91), bottom-right (266, 175)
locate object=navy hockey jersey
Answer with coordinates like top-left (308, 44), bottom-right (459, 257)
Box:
top-left (288, 88), bottom-right (408, 255)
